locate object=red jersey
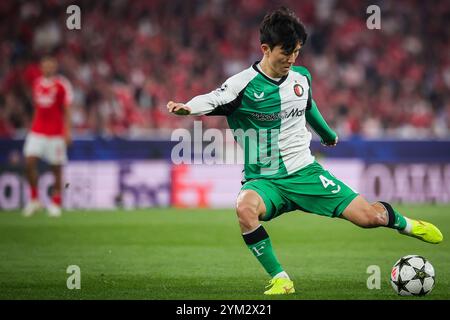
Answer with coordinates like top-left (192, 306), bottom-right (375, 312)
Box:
top-left (31, 76), bottom-right (73, 136)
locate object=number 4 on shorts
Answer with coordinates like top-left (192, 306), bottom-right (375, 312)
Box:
top-left (319, 175), bottom-right (341, 193)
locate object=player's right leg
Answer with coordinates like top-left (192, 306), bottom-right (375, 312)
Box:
top-left (23, 156), bottom-right (42, 216)
top-left (236, 188), bottom-right (294, 295)
top-left (23, 133), bottom-right (44, 217)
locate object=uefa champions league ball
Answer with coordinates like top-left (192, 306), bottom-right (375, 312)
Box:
top-left (390, 255), bottom-right (435, 296)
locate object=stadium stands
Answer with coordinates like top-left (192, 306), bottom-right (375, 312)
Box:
top-left (0, 0), bottom-right (449, 139)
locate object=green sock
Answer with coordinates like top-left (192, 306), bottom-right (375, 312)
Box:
top-left (393, 208), bottom-right (408, 230)
top-left (380, 201), bottom-right (407, 230)
top-left (243, 225), bottom-right (283, 277)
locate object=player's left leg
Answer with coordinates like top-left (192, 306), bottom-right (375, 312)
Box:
top-left (48, 164), bottom-right (63, 217)
top-left (46, 137), bottom-right (67, 217)
top-left (279, 161), bottom-right (443, 244)
top-left (341, 196), bottom-right (443, 244)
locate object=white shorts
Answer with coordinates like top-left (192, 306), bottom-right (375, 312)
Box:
top-left (23, 132), bottom-right (67, 165)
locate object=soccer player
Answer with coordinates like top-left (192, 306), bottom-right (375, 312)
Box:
top-left (166, 7), bottom-right (443, 295)
top-left (23, 56), bottom-right (73, 217)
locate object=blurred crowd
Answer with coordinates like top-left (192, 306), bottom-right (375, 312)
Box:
top-left (1, 0), bottom-right (449, 139)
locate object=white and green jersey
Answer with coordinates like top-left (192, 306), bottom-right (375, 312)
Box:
top-left (186, 62), bottom-right (316, 180)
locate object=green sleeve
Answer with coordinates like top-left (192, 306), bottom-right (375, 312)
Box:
top-left (306, 99), bottom-right (337, 144)
top-left (293, 65), bottom-right (337, 144)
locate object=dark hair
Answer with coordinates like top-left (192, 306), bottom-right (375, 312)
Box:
top-left (259, 7), bottom-right (307, 54)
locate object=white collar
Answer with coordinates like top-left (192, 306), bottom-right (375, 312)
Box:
top-left (257, 63), bottom-right (282, 81)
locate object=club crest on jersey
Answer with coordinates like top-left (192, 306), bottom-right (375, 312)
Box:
top-left (293, 84), bottom-right (304, 97)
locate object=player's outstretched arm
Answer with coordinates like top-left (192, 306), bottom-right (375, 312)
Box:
top-left (167, 101), bottom-right (192, 115)
top-left (64, 104), bottom-right (73, 146)
top-left (166, 90), bottom-right (224, 116)
top-left (305, 99), bottom-right (338, 147)
top-left (167, 70), bottom-right (252, 117)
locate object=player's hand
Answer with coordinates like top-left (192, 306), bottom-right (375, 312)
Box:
top-left (321, 136), bottom-right (338, 147)
top-left (167, 101), bottom-right (191, 115)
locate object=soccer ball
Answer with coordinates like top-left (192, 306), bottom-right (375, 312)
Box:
top-left (390, 255), bottom-right (435, 296)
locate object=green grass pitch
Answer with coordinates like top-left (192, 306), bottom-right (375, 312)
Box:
top-left (0, 205), bottom-right (449, 300)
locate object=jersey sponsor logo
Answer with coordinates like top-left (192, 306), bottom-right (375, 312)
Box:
top-left (35, 86), bottom-right (58, 107)
top-left (250, 107), bottom-right (305, 121)
top-left (253, 91), bottom-right (265, 100)
top-left (293, 84), bottom-right (304, 97)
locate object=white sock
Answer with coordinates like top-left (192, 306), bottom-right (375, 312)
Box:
top-left (273, 271), bottom-right (290, 280)
top-left (403, 217), bottom-right (413, 234)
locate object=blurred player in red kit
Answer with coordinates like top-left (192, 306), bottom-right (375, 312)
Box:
top-left (22, 56), bottom-right (73, 217)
